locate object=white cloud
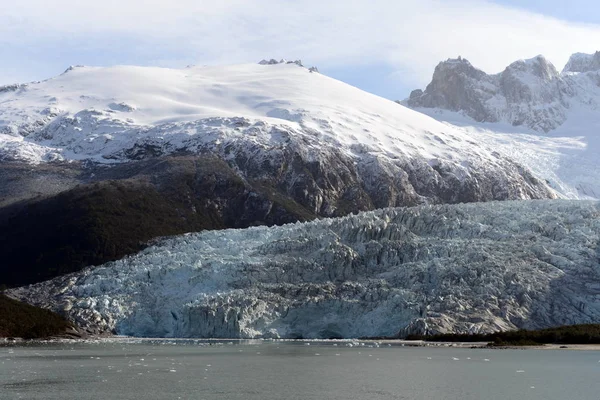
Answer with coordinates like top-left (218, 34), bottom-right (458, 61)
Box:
top-left (2, 0), bottom-right (600, 92)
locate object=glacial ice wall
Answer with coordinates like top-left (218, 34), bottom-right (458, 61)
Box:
top-left (11, 200), bottom-right (600, 338)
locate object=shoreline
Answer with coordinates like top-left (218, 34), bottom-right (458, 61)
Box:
top-left (3, 336), bottom-right (600, 351)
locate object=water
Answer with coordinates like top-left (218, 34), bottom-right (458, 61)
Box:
top-left (1, 340), bottom-right (598, 400)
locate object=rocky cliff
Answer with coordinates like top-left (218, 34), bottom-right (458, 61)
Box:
top-left (406, 52), bottom-right (600, 133)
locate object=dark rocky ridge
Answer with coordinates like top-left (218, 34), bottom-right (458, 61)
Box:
top-left (0, 139), bottom-right (554, 287)
top-left (0, 155), bottom-right (317, 287)
top-left (0, 294), bottom-right (80, 339)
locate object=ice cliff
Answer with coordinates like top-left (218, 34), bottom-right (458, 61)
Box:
top-left (10, 200), bottom-right (600, 338)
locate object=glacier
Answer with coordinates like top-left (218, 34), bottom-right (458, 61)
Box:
top-left (10, 200), bottom-right (600, 339)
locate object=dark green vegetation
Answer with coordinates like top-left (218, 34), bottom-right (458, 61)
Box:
top-left (406, 324), bottom-right (600, 346)
top-left (0, 142), bottom-right (554, 289)
top-left (0, 156), bottom-right (316, 286)
top-left (0, 294), bottom-right (73, 339)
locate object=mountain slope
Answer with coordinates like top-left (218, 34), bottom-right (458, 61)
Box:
top-left (0, 294), bottom-right (78, 339)
top-left (0, 62), bottom-right (553, 211)
top-left (405, 52), bottom-right (600, 199)
top-left (10, 200), bottom-right (600, 338)
top-left (0, 62), bottom-right (520, 162)
top-left (0, 62), bottom-right (557, 286)
top-left (0, 155), bottom-right (318, 286)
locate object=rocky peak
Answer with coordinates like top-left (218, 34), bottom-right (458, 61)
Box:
top-left (259, 59), bottom-right (304, 67)
top-left (405, 54), bottom-right (584, 132)
top-left (498, 56), bottom-right (562, 107)
top-left (430, 57), bottom-right (488, 81)
top-left (563, 51), bottom-right (600, 73)
top-left (503, 55), bottom-right (559, 81)
top-left (406, 57), bottom-right (497, 122)
top-left (62, 65), bottom-right (86, 75)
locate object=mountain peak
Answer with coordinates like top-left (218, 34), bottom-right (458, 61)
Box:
top-left (439, 56), bottom-right (472, 66)
top-left (62, 65), bottom-right (86, 75)
top-left (434, 56), bottom-right (484, 76)
top-left (0, 61), bottom-right (553, 215)
top-left (405, 56), bottom-right (494, 121)
top-left (505, 55), bottom-right (559, 80)
top-left (258, 58), bottom-right (303, 67)
top-left (405, 53), bottom-right (581, 132)
top-left (562, 51), bottom-right (600, 73)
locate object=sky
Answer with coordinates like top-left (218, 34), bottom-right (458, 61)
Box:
top-left (2, 0), bottom-right (600, 99)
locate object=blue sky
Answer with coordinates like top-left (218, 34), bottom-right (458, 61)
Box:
top-left (494, 0), bottom-right (600, 24)
top-left (327, 0), bottom-right (600, 98)
top-left (2, 0), bottom-right (600, 100)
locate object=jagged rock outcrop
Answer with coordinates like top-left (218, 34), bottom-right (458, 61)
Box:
top-left (563, 52), bottom-right (600, 73)
top-left (407, 57), bottom-right (495, 123)
top-left (405, 53), bottom-right (600, 132)
top-left (259, 58), bottom-right (303, 66)
top-left (10, 200), bottom-right (600, 338)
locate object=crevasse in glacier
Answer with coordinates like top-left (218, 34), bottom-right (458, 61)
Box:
top-left (11, 200), bottom-right (600, 338)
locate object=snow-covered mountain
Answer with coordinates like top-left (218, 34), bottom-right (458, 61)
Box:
top-left (11, 200), bottom-right (600, 338)
top-left (405, 52), bottom-right (600, 198)
top-left (563, 51), bottom-right (600, 74)
top-left (405, 53), bottom-right (600, 133)
top-left (2, 60), bottom-right (564, 290)
top-left (0, 61), bottom-right (553, 213)
top-left (4, 60), bottom-right (600, 338)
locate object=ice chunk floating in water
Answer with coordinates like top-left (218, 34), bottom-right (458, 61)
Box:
top-left (11, 200), bottom-right (600, 338)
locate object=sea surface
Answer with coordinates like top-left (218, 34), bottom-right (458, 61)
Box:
top-left (0, 339), bottom-right (598, 400)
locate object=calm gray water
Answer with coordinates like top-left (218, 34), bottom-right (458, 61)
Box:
top-left (1, 340), bottom-right (599, 400)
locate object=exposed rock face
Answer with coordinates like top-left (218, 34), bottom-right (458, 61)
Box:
top-left (406, 54), bottom-right (596, 132)
top-left (0, 84), bottom-right (28, 94)
top-left (10, 200), bottom-right (600, 338)
top-left (2, 113), bottom-right (554, 211)
top-left (563, 52), bottom-right (600, 73)
top-left (408, 57), bottom-right (495, 123)
top-left (259, 59), bottom-right (303, 67)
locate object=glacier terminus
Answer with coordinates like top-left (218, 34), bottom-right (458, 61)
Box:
top-left (11, 200), bottom-right (600, 339)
